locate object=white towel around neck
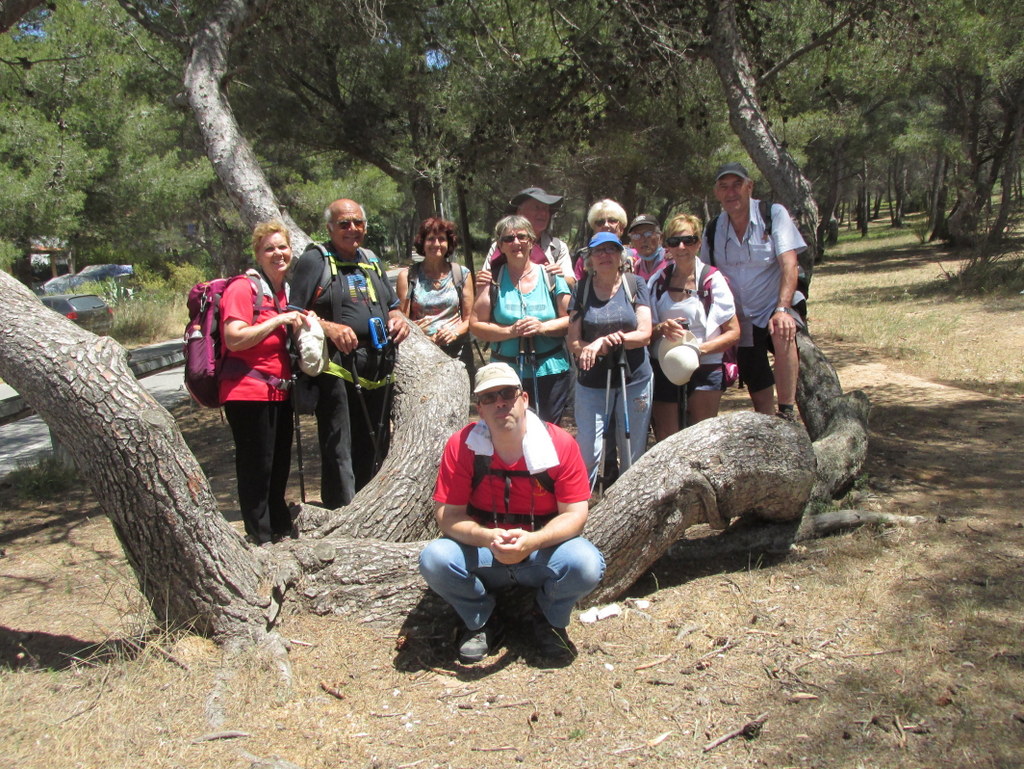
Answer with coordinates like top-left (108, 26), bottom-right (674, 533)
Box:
top-left (464, 410), bottom-right (559, 474)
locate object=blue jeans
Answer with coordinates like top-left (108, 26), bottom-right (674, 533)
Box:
top-left (419, 536), bottom-right (605, 629)
top-left (574, 373), bottom-right (653, 486)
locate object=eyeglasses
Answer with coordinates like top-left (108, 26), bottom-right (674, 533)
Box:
top-left (476, 386), bottom-right (521, 405)
top-left (630, 231), bottom-right (660, 240)
top-left (665, 234), bottom-right (700, 247)
top-left (499, 233), bottom-right (532, 244)
top-left (594, 218), bottom-right (622, 227)
top-left (333, 218), bottom-right (366, 230)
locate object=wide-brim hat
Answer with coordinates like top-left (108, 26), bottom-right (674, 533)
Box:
top-left (473, 362), bottom-right (522, 395)
top-left (715, 162), bottom-right (752, 182)
top-left (510, 187), bottom-right (563, 211)
top-left (656, 333), bottom-right (701, 385)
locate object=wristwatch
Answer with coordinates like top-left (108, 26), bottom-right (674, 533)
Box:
top-left (773, 306), bottom-right (789, 315)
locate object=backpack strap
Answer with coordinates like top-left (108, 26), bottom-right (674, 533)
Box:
top-left (653, 261), bottom-right (675, 300)
top-left (696, 264), bottom-right (716, 316)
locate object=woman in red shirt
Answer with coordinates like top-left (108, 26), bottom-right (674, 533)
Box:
top-left (221, 221), bottom-right (306, 544)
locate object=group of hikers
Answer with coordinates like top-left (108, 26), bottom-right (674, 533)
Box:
top-left (215, 161), bottom-right (807, 664)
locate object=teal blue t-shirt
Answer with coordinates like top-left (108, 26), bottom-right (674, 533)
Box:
top-left (491, 267), bottom-right (571, 378)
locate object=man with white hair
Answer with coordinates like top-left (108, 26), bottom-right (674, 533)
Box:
top-left (419, 363), bottom-right (604, 664)
top-left (289, 198), bottom-right (409, 507)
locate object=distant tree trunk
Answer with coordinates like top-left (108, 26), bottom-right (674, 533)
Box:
top-left (989, 98), bottom-right (1024, 242)
top-left (929, 153), bottom-right (950, 241)
top-left (856, 159), bottom-right (869, 236)
top-left (891, 156), bottom-right (906, 227)
top-left (709, 0), bottom-right (821, 272)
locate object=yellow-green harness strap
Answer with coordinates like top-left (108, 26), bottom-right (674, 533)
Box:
top-left (327, 253), bottom-right (385, 305)
top-left (322, 359), bottom-right (394, 390)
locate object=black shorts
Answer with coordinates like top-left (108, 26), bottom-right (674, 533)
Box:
top-left (736, 325), bottom-right (776, 394)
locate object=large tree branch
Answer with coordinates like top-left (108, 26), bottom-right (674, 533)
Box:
top-left (710, 0), bottom-right (821, 267)
top-left (182, 0), bottom-right (307, 248)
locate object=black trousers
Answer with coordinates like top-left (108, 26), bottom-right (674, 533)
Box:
top-left (313, 373), bottom-right (393, 509)
top-left (224, 400), bottom-right (294, 544)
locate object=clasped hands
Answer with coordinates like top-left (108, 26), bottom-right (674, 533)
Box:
top-left (488, 528), bottom-right (534, 565)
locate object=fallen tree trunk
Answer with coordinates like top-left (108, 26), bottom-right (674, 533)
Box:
top-left (0, 268), bottom-right (871, 635)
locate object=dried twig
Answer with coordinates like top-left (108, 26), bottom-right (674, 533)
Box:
top-left (471, 746), bottom-right (518, 752)
top-left (319, 681), bottom-right (345, 700)
top-left (634, 654), bottom-right (672, 671)
top-left (192, 730), bottom-right (250, 743)
top-left (702, 713), bottom-right (768, 752)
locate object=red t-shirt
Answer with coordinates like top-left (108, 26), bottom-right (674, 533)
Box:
top-left (218, 277), bottom-right (292, 402)
top-left (433, 422), bottom-right (590, 529)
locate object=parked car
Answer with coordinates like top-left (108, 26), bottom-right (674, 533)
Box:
top-left (41, 264), bottom-right (133, 295)
top-left (40, 294), bottom-right (114, 335)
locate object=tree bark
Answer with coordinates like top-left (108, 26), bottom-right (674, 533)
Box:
top-left (0, 273), bottom-right (270, 646)
top-left (709, 0), bottom-right (821, 271)
top-left (0, 0), bottom-right (47, 34)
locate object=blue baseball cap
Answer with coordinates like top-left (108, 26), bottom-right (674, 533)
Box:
top-left (588, 232), bottom-right (624, 250)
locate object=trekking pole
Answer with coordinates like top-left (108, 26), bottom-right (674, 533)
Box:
top-left (591, 363), bottom-right (614, 494)
top-left (348, 352), bottom-right (381, 465)
top-left (677, 318), bottom-right (690, 431)
top-left (292, 391), bottom-right (306, 503)
top-left (526, 336), bottom-right (540, 413)
top-left (616, 343), bottom-right (632, 472)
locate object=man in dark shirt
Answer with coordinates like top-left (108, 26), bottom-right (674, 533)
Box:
top-left (289, 198), bottom-right (409, 507)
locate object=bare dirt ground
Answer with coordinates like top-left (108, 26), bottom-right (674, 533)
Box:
top-left (1, 292), bottom-right (1023, 766)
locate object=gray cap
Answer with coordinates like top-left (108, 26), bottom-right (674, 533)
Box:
top-left (510, 187), bottom-right (563, 212)
top-left (714, 162), bottom-right (752, 182)
top-left (627, 214), bottom-right (660, 232)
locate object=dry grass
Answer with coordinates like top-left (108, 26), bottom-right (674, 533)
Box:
top-left (2, 222), bottom-right (1024, 768)
top-left (810, 224), bottom-right (1024, 397)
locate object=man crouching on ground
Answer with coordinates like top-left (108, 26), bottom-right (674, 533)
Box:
top-left (419, 362), bottom-right (605, 665)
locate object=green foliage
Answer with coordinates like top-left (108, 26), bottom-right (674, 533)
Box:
top-left (5, 457), bottom-right (78, 500)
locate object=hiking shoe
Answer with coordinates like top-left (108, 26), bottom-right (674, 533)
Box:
top-left (532, 615), bottom-right (576, 662)
top-left (457, 618), bottom-right (502, 664)
top-left (776, 408), bottom-right (798, 423)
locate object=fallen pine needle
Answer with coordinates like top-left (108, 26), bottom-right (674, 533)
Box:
top-left (648, 731), bottom-right (673, 746)
top-left (703, 713), bottom-right (768, 752)
top-left (471, 746), bottom-right (518, 752)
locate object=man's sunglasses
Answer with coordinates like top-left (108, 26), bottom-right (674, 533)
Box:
top-left (333, 218), bottom-right (366, 230)
top-left (665, 234), bottom-right (700, 247)
top-left (476, 386), bottom-right (521, 405)
top-left (499, 233), bottom-right (532, 243)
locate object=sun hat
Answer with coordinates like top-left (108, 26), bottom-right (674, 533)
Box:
top-left (587, 232), bottom-right (624, 250)
top-left (656, 332), bottom-right (702, 385)
top-left (473, 362), bottom-right (523, 395)
top-left (510, 187), bottom-right (563, 211)
top-left (714, 162), bottom-right (752, 182)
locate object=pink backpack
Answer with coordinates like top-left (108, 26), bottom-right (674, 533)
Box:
top-left (183, 271), bottom-right (288, 407)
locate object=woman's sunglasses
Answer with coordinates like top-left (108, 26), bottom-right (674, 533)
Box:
top-left (665, 234), bottom-right (700, 247)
